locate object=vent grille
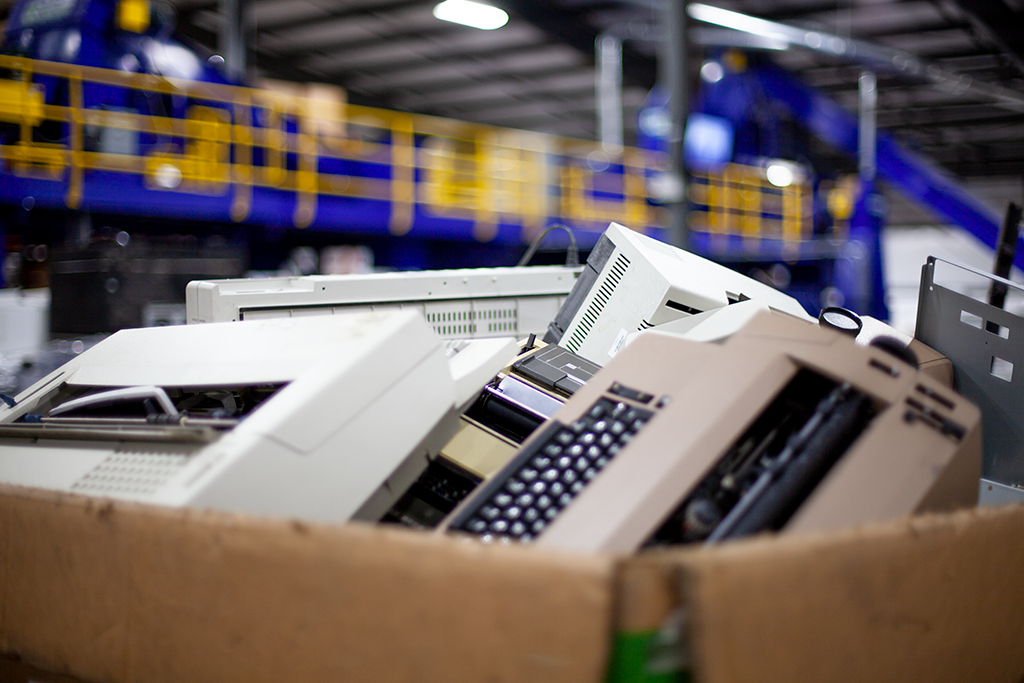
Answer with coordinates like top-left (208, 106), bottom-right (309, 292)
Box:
top-left (70, 448), bottom-right (193, 496)
top-left (425, 301), bottom-right (520, 338)
top-left (565, 253), bottom-right (630, 353)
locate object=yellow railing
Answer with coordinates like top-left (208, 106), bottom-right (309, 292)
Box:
top-left (688, 163), bottom-right (812, 245)
top-left (0, 54), bottom-right (667, 239)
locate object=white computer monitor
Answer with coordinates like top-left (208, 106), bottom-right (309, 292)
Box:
top-left (544, 223), bottom-right (813, 364)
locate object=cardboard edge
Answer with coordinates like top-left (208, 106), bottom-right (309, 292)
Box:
top-left (678, 504), bottom-right (1024, 683)
top-left (0, 484), bottom-right (617, 683)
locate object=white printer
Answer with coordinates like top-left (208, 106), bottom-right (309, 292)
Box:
top-left (0, 310), bottom-right (516, 523)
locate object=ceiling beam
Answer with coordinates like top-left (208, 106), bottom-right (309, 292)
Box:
top-left (489, 0), bottom-right (657, 89)
top-left (951, 0), bottom-right (1024, 69)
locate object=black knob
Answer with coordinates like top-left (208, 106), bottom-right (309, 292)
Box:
top-left (818, 306), bottom-right (863, 336)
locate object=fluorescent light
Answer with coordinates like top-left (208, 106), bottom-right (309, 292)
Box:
top-left (687, 3), bottom-right (788, 42)
top-left (433, 0), bottom-right (508, 30)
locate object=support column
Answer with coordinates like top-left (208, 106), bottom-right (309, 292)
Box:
top-left (664, 0), bottom-right (688, 249)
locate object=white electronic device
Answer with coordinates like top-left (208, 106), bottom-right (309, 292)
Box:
top-left (0, 311), bottom-right (517, 523)
top-left (544, 223), bottom-right (814, 363)
top-left (186, 265), bottom-right (581, 340)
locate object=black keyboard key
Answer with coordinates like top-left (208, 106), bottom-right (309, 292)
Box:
top-left (520, 468), bottom-right (539, 482)
top-left (494, 492), bottom-right (513, 508)
top-left (504, 506), bottom-right (522, 520)
top-left (481, 505), bottom-right (501, 520)
top-left (510, 521), bottom-right (527, 537)
top-left (506, 480), bottom-right (526, 495)
top-left (490, 519), bottom-right (509, 534)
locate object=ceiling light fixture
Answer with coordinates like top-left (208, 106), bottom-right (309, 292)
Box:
top-left (433, 0), bottom-right (509, 30)
top-left (687, 4), bottom-right (787, 42)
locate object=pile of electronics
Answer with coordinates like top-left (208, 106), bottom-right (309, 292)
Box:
top-left (2, 222), bottom-right (1015, 552)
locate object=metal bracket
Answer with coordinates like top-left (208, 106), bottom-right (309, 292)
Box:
top-left (915, 256), bottom-right (1024, 491)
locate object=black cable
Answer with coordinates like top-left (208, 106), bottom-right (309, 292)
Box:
top-left (516, 224), bottom-right (579, 268)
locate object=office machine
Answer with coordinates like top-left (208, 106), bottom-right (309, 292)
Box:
top-left (444, 312), bottom-right (981, 552)
top-left (0, 310), bottom-right (517, 523)
top-left (543, 222), bottom-right (814, 364)
top-left (383, 339), bottom-right (602, 529)
top-left (186, 265), bottom-right (580, 340)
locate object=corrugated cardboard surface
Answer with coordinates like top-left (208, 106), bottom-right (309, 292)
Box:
top-left (681, 504), bottom-right (1024, 683)
top-left (5, 482), bottom-right (1024, 683)
top-left (0, 485), bottom-right (613, 683)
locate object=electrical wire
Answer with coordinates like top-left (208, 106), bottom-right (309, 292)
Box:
top-left (515, 224), bottom-right (579, 268)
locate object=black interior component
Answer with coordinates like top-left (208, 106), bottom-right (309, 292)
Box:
top-left (382, 457), bottom-right (482, 529)
top-left (464, 388), bottom-right (545, 444)
top-left (646, 370), bottom-right (877, 546)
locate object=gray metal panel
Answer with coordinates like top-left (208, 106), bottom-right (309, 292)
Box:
top-left (915, 256), bottom-right (1024, 485)
top-left (979, 478), bottom-right (1024, 506)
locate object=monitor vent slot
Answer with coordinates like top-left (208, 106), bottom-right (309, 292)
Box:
top-left (70, 449), bottom-right (193, 496)
top-left (565, 253), bottom-right (630, 352)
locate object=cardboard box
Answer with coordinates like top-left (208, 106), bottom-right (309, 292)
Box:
top-left (2, 483), bottom-right (1024, 683)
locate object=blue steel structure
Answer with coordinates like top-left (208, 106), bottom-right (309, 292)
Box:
top-left (640, 51), bottom-right (1009, 320)
top-left (0, 0), bottom-right (665, 283)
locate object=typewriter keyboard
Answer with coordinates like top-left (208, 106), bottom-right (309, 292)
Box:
top-left (449, 396), bottom-right (654, 542)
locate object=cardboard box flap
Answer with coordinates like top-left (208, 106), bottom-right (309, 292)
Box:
top-left (0, 485), bottom-right (614, 683)
top-left (680, 504), bottom-right (1024, 683)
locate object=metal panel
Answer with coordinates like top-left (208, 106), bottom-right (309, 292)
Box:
top-left (915, 256), bottom-right (1024, 486)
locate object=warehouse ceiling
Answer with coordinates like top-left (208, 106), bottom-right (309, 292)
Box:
top-left (2, 0), bottom-right (1023, 181)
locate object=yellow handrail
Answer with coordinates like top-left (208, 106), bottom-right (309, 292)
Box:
top-left (0, 54), bottom-right (666, 236)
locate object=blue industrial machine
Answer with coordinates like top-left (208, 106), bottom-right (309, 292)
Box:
top-left (0, 0), bottom-right (664, 286)
top-left (638, 49), bottom-right (1007, 320)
